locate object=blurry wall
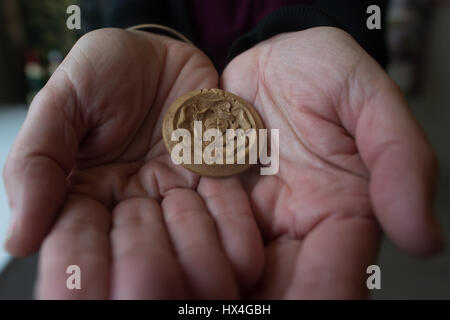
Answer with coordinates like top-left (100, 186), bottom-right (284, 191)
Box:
top-left (0, 0), bottom-right (79, 104)
top-left (0, 0), bottom-right (26, 103)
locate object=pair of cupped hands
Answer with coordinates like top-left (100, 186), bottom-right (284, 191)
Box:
top-left (3, 27), bottom-right (443, 299)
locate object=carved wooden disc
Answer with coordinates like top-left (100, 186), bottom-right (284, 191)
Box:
top-left (162, 88), bottom-right (265, 177)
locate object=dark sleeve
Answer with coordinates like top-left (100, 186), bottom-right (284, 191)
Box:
top-left (79, 0), bottom-right (197, 43)
top-left (227, 0), bottom-right (389, 68)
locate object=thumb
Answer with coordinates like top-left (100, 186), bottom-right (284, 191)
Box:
top-left (356, 80), bottom-right (443, 257)
top-left (3, 71), bottom-right (81, 257)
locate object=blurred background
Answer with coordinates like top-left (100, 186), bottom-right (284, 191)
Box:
top-left (0, 0), bottom-right (449, 299)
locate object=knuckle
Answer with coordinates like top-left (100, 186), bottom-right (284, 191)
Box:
top-left (112, 198), bottom-right (161, 228)
top-left (162, 189), bottom-right (209, 225)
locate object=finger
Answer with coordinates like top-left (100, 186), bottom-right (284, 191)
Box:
top-left (197, 177), bottom-right (264, 293)
top-left (355, 80), bottom-right (442, 256)
top-left (110, 198), bottom-right (187, 299)
top-left (248, 238), bottom-right (301, 299)
top-left (161, 188), bottom-right (239, 299)
top-left (288, 215), bottom-right (380, 299)
top-left (2, 72), bottom-right (82, 257)
top-left (36, 195), bottom-right (110, 299)
top-left (255, 215), bottom-right (380, 299)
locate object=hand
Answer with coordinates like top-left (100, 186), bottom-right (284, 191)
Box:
top-left (220, 27), bottom-right (443, 298)
top-left (4, 28), bottom-right (263, 299)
